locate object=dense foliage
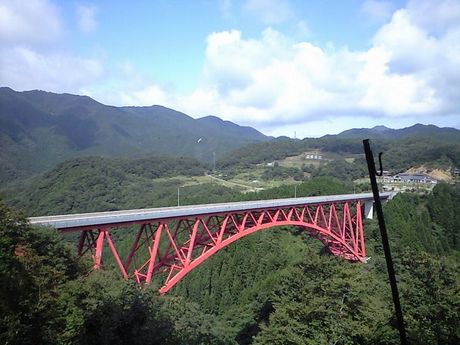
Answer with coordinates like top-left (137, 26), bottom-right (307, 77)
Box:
top-left (0, 201), bottom-right (230, 345)
top-left (1, 129), bottom-right (459, 345)
top-left (2, 177), bottom-right (459, 344)
top-left (171, 183), bottom-right (460, 345)
top-left (2, 155), bottom-right (212, 215)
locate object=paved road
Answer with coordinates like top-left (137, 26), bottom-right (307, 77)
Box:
top-left (28, 192), bottom-right (393, 231)
top-left (206, 173), bottom-right (258, 191)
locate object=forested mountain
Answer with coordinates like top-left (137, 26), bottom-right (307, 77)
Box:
top-left (0, 87), bottom-right (268, 183)
top-left (1, 179), bottom-right (459, 344)
top-left (335, 123), bottom-right (460, 141)
top-left (220, 124), bottom-right (460, 174)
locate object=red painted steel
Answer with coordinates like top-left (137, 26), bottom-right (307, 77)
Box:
top-left (71, 199), bottom-right (367, 293)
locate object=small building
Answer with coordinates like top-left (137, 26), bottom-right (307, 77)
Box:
top-left (452, 167), bottom-right (459, 176)
top-left (305, 153), bottom-right (323, 160)
top-left (392, 173), bottom-right (437, 184)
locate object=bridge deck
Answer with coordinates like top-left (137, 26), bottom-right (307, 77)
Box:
top-left (29, 192), bottom-right (393, 231)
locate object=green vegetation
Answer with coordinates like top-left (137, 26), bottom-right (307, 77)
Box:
top-left (0, 201), bottom-right (230, 345)
top-left (219, 125), bottom-right (460, 183)
top-left (1, 94), bottom-right (460, 345)
top-left (2, 155), bottom-right (232, 216)
top-left (1, 169), bottom-right (459, 344)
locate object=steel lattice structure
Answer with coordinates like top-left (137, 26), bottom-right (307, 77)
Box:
top-left (30, 193), bottom-right (390, 293)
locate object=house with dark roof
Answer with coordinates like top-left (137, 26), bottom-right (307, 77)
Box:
top-left (392, 173), bottom-right (436, 184)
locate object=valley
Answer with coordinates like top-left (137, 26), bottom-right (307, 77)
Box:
top-left (2, 1), bottom-right (460, 343)
top-left (1, 89), bottom-right (459, 345)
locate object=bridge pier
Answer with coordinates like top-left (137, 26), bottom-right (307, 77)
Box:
top-left (364, 201), bottom-right (374, 219)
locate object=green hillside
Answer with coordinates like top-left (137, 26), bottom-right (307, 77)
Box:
top-left (219, 125), bottom-right (460, 180)
top-left (2, 155), bottom-right (238, 216)
top-left (1, 177), bottom-right (459, 344)
top-left (0, 87), bottom-right (268, 184)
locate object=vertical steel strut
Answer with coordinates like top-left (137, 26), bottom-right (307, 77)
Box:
top-left (363, 139), bottom-right (408, 345)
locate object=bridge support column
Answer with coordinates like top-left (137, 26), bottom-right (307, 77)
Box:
top-left (364, 201), bottom-right (374, 219)
top-left (93, 229), bottom-right (105, 269)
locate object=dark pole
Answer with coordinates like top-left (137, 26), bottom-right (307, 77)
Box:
top-left (363, 139), bottom-right (408, 345)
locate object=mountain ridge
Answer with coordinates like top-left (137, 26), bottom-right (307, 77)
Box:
top-left (336, 123), bottom-right (460, 141)
top-left (0, 87), bottom-right (268, 183)
top-left (2, 87), bottom-right (459, 184)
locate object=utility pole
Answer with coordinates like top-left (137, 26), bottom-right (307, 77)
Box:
top-left (294, 185), bottom-right (297, 198)
top-left (363, 139), bottom-right (408, 345)
top-left (177, 187), bottom-right (180, 207)
top-left (213, 151), bottom-right (216, 172)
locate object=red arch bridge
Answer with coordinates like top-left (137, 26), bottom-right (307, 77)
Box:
top-left (29, 192), bottom-right (392, 294)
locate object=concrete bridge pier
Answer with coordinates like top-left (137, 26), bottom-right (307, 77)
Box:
top-left (364, 201), bottom-right (374, 219)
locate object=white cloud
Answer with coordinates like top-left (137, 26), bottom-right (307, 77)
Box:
top-left (360, 0), bottom-right (395, 24)
top-left (1, 0), bottom-right (459, 138)
top-left (0, 0), bottom-right (103, 95)
top-left (79, 61), bottom-right (177, 108)
top-left (76, 4), bottom-right (98, 33)
top-left (295, 20), bottom-right (311, 39)
top-left (116, 85), bottom-right (170, 106)
top-left (171, 0), bottom-right (460, 135)
top-left (0, 0), bottom-right (61, 45)
top-left (0, 46), bottom-right (103, 93)
top-left (243, 0), bottom-right (293, 24)
top-left (219, 0), bottom-right (233, 18)
top-left (406, 0), bottom-right (460, 33)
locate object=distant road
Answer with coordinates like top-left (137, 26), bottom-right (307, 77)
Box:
top-left (206, 173), bottom-right (258, 191)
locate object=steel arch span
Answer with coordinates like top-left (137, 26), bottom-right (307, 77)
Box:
top-left (30, 193), bottom-right (391, 293)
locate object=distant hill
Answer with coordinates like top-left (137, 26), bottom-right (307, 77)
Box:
top-left (0, 87), bottom-right (268, 183)
top-left (219, 124), bottom-right (460, 172)
top-left (1, 155), bottom-right (212, 215)
top-left (336, 124), bottom-right (460, 141)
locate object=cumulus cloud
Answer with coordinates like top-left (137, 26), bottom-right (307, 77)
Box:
top-left (0, 0), bottom-right (61, 45)
top-left (108, 84), bottom-right (171, 107)
top-left (243, 0), bottom-right (293, 24)
top-left (360, 0), bottom-right (395, 24)
top-left (0, 46), bottom-right (103, 93)
top-left (1, 0), bottom-right (458, 137)
top-left (80, 61), bottom-right (177, 108)
top-left (406, 0), bottom-right (460, 33)
top-left (0, 0), bottom-right (103, 94)
top-left (173, 0), bottom-right (460, 135)
top-left (76, 4), bottom-right (98, 33)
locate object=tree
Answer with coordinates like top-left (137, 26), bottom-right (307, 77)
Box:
top-left (0, 200), bottom-right (80, 344)
top-left (398, 250), bottom-right (460, 345)
top-left (254, 253), bottom-right (398, 345)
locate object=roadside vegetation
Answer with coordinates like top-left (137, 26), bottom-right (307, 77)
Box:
top-left (1, 125), bottom-right (459, 344)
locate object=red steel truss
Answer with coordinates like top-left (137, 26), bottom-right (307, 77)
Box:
top-left (75, 200), bottom-right (365, 294)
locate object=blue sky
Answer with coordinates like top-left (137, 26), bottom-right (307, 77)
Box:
top-left (1, 0), bottom-right (459, 137)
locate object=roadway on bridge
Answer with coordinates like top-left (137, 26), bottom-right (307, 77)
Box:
top-left (29, 192), bottom-right (393, 231)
